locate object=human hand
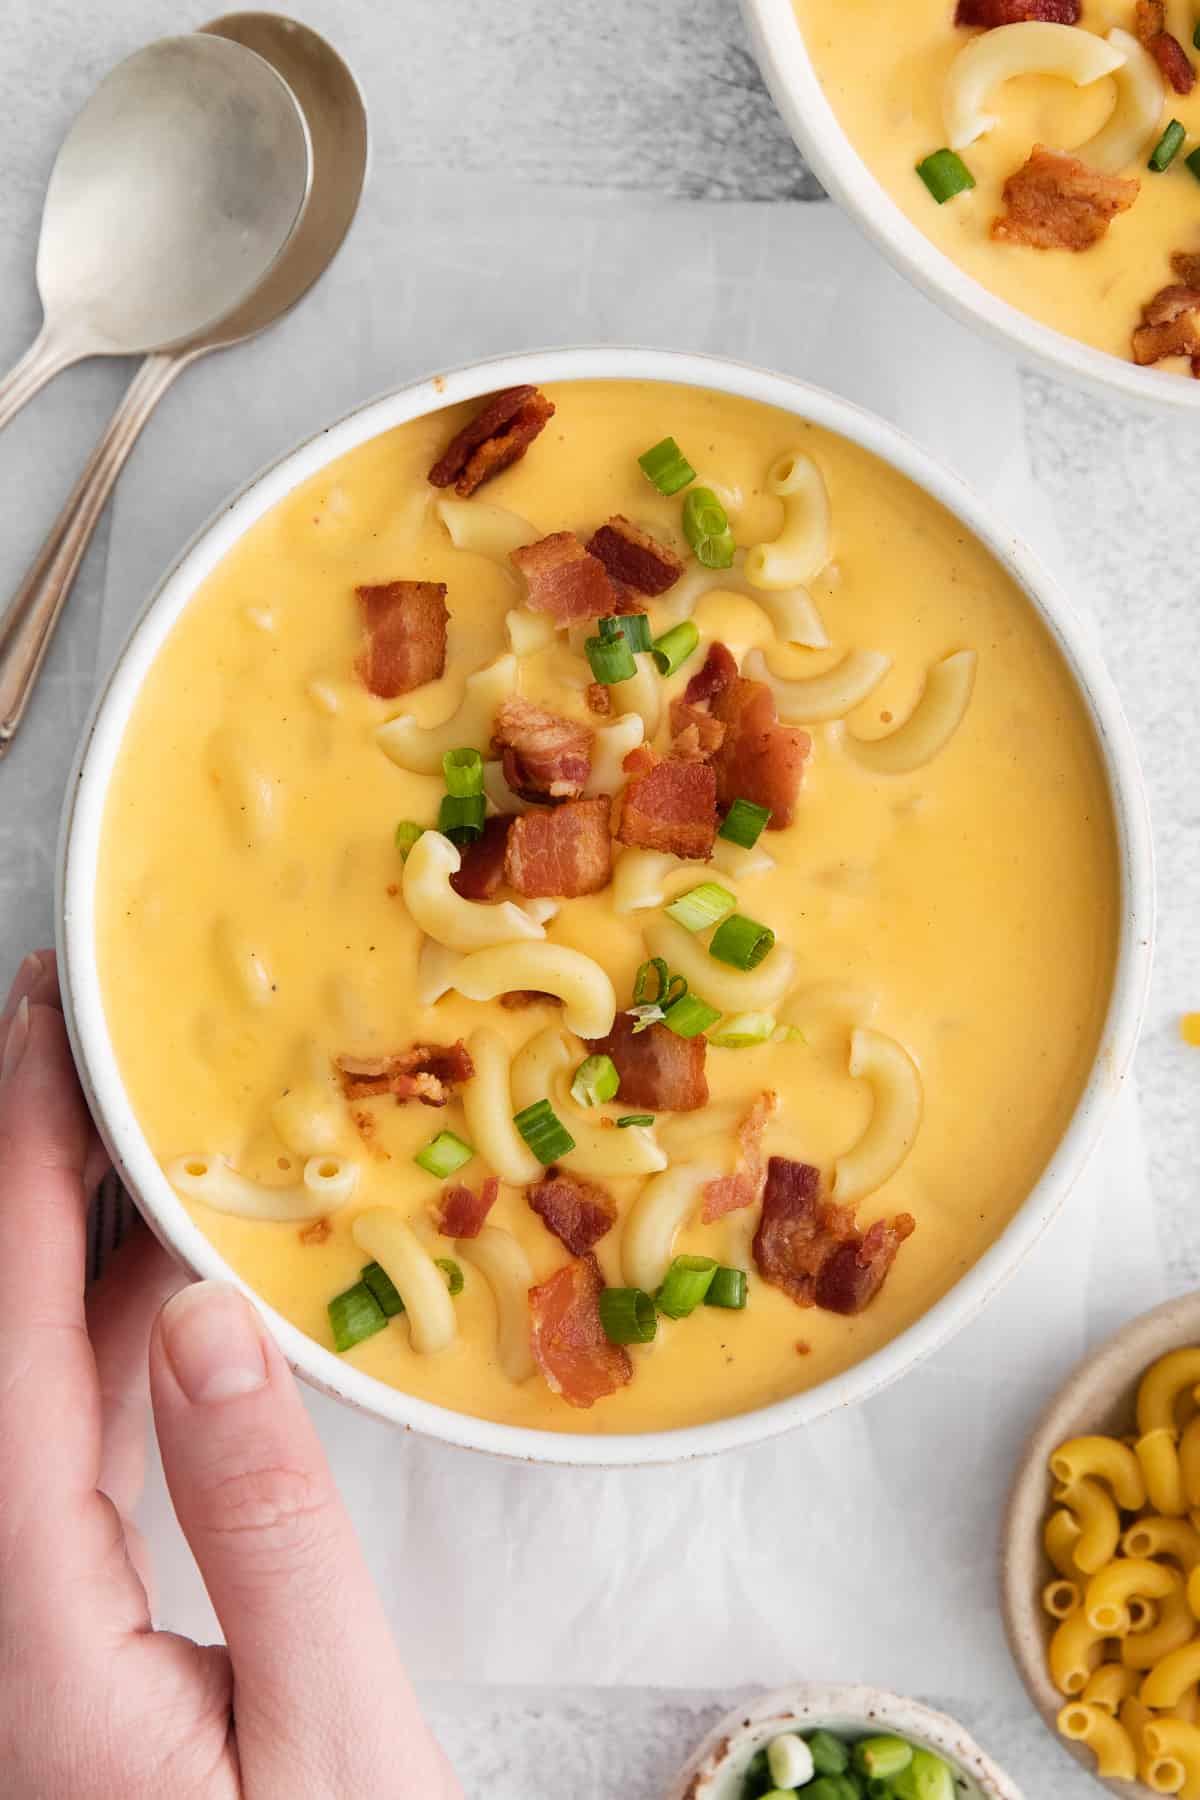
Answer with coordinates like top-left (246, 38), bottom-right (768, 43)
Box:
top-left (0, 951), bottom-right (461, 1798)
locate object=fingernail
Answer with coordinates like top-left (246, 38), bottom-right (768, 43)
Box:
top-left (1, 997), bottom-right (29, 1082)
top-left (161, 1280), bottom-right (269, 1405)
top-left (3, 952), bottom-right (41, 1018)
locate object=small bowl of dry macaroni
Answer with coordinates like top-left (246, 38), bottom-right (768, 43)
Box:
top-left (1003, 1293), bottom-right (1200, 1795)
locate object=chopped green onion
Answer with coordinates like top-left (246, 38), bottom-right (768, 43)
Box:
top-left (718, 797), bottom-right (770, 848)
top-left (773, 1023), bottom-right (807, 1045)
top-left (1195, 18), bottom-right (1200, 47)
top-left (650, 620), bottom-right (699, 677)
top-left (513, 1098), bottom-right (575, 1163)
top-left (664, 881), bottom-right (736, 933)
top-left (585, 628), bottom-right (637, 685)
top-left (435, 1256), bottom-right (464, 1296)
top-left (806, 1732), bottom-right (851, 1777)
top-left (442, 747), bottom-right (484, 797)
top-left (709, 913), bottom-right (775, 971)
top-left (438, 792), bottom-right (486, 845)
top-left (638, 435), bottom-right (696, 496)
top-left (627, 1003), bottom-right (665, 1033)
top-left (767, 1733), bottom-right (815, 1789)
top-left (600, 611), bottom-right (651, 653)
top-left (570, 1053), bottom-right (619, 1108)
top-left (916, 147), bottom-right (975, 203)
top-left (657, 1253), bottom-right (718, 1318)
top-left (395, 820), bottom-right (425, 860)
top-left (893, 1749), bottom-right (956, 1800)
top-left (1150, 118), bottom-right (1187, 171)
top-left (598, 1286), bottom-right (658, 1344)
top-left (662, 992), bottom-right (720, 1038)
top-left (361, 1260), bottom-right (405, 1317)
top-left (865, 1781), bottom-right (895, 1800)
top-left (617, 1113), bottom-right (655, 1128)
top-left (704, 1266), bottom-right (748, 1309)
top-left (414, 1129), bottom-right (474, 1178)
top-left (1188, 145), bottom-right (1200, 183)
top-left (710, 1011), bottom-right (776, 1048)
top-left (854, 1738), bottom-right (914, 1781)
top-left (799, 1784), bottom-right (852, 1800)
top-left (328, 1282), bottom-right (387, 1352)
top-left (682, 486), bottom-right (736, 570)
top-left (633, 957), bottom-right (672, 1006)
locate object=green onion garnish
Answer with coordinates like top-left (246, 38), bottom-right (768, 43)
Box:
top-left (774, 1023), bottom-right (807, 1045)
top-left (664, 881), bottom-right (736, 933)
top-left (807, 1732), bottom-right (851, 1777)
top-left (718, 797), bottom-right (770, 848)
top-left (657, 1253), bottom-right (718, 1318)
top-left (704, 1266), bottom-right (747, 1309)
top-left (585, 627), bottom-right (637, 685)
top-left (438, 792), bottom-right (486, 845)
top-left (1195, 19), bottom-right (1200, 46)
top-left (709, 913), bottom-right (775, 971)
top-left (661, 992), bottom-right (720, 1039)
top-left (328, 1281), bottom-right (388, 1352)
top-left (633, 957), bottom-right (672, 1005)
top-left (513, 1098), bottom-right (576, 1164)
top-left (600, 611), bottom-right (651, 653)
top-left (617, 1113), bottom-right (655, 1128)
top-left (650, 620), bottom-right (699, 677)
top-left (361, 1260), bottom-right (405, 1317)
top-left (442, 746), bottom-right (484, 797)
top-left (709, 1011), bottom-right (776, 1048)
top-left (1188, 146), bottom-right (1200, 183)
top-left (627, 1004), bottom-right (665, 1033)
top-left (854, 1738), bottom-right (914, 1781)
top-left (1150, 119), bottom-right (1187, 171)
top-left (395, 820), bottom-right (425, 859)
top-left (435, 1256), bottom-right (464, 1296)
top-left (414, 1129), bottom-right (474, 1178)
top-left (570, 1053), bottom-right (620, 1108)
top-left (916, 147), bottom-right (975, 204)
top-left (598, 1286), bottom-right (658, 1344)
top-left (897, 1748), bottom-right (957, 1800)
top-left (638, 436), bottom-right (696, 496)
top-left (682, 486), bottom-right (736, 570)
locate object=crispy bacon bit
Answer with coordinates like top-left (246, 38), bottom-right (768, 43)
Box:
top-left (684, 641), bottom-right (739, 708)
top-left (668, 703), bottom-right (726, 759)
top-left (510, 532), bottom-right (617, 623)
top-left (427, 386), bottom-right (555, 497)
top-left (585, 1013), bottom-right (708, 1112)
top-left (753, 1156), bottom-right (915, 1315)
top-left (527, 1168), bottom-right (617, 1255)
top-left (711, 678), bottom-right (810, 830)
top-left (492, 697), bottom-right (593, 803)
top-left (499, 990), bottom-right (563, 1009)
top-left (354, 581), bottom-right (448, 699)
top-left (992, 147), bottom-right (1138, 252)
top-left (1172, 252), bottom-right (1200, 285)
top-left (1133, 284), bottom-right (1200, 364)
top-left (955, 0), bottom-right (1079, 21)
top-left (586, 516), bottom-right (684, 595)
top-left (336, 1041), bottom-right (474, 1107)
top-left (1136, 0), bottom-right (1196, 91)
top-left (504, 796), bottom-right (612, 897)
top-left (586, 680), bottom-right (613, 718)
top-left (701, 1091), bottom-right (776, 1222)
top-left (528, 1255), bottom-right (633, 1408)
top-left (436, 1176), bottom-right (499, 1239)
top-left (299, 1217), bottom-right (332, 1246)
top-left (617, 749), bottom-right (717, 859)
top-left (449, 814), bottom-right (512, 900)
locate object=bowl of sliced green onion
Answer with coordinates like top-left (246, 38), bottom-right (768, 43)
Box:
top-left (666, 1685), bottom-right (1023, 1800)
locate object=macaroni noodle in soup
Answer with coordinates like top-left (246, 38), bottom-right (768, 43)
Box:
top-left (96, 380), bottom-right (1118, 1435)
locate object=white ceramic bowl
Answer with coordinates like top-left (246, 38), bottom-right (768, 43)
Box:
top-left (665, 1683), bottom-right (1024, 1799)
top-left (57, 346), bottom-right (1153, 1468)
top-left (741, 0), bottom-right (1200, 411)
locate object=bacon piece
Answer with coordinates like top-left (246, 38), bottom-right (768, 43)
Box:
top-left (355, 581), bottom-right (448, 699)
top-left (336, 1041), bottom-right (474, 1106)
top-left (492, 697), bottom-right (593, 803)
top-left (586, 516), bottom-right (684, 596)
top-left (510, 532), bottom-right (617, 624)
top-left (436, 1175), bottom-right (499, 1239)
top-left (585, 1013), bottom-right (708, 1113)
top-left (504, 796), bottom-right (612, 897)
top-left (711, 678), bottom-right (810, 830)
top-left (753, 1156), bottom-right (915, 1314)
top-left (586, 681), bottom-right (613, 718)
top-left (527, 1168), bottom-right (617, 1256)
top-left (955, 0), bottom-right (1079, 20)
top-left (992, 147), bottom-right (1138, 252)
top-left (1136, 0), bottom-right (1195, 91)
top-left (528, 1255), bottom-right (632, 1408)
top-left (1133, 284), bottom-right (1200, 363)
top-left (299, 1217), bottom-right (332, 1245)
top-left (616, 749), bottom-right (717, 859)
top-left (449, 814), bottom-right (512, 900)
top-left (684, 641), bottom-right (739, 708)
top-left (668, 702), bottom-right (726, 758)
top-left (701, 1091), bottom-right (776, 1222)
top-left (1172, 252), bottom-right (1200, 285)
top-left (427, 386), bottom-right (555, 497)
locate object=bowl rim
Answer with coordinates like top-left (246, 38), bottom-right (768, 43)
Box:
top-left (57, 344), bottom-right (1154, 1469)
top-left (739, 0), bottom-right (1200, 412)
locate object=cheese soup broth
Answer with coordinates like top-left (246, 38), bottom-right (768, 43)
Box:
top-left (96, 380), bottom-right (1118, 1435)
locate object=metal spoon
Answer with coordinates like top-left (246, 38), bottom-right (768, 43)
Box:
top-left (0, 33), bottom-right (312, 430)
top-left (0, 15), bottom-right (368, 755)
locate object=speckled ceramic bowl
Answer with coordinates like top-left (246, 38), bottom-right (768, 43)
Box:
top-left (665, 1684), bottom-right (1024, 1799)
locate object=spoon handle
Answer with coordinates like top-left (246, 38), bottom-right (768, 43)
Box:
top-left (0, 351), bottom-right (186, 754)
top-left (0, 324), bottom-right (86, 433)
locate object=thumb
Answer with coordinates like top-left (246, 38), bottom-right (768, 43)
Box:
top-left (150, 1280), bottom-right (459, 1799)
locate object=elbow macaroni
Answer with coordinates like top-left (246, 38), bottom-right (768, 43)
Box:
top-left (1051, 1436), bottom-right (1146, 1512)
top-left (1144, 1718), bottom-right (1200, 1799)
top-left (436, 497), bottom-right (539, 562)
top-left (742, 646), bottom-right (891, 724)
top-left (833, 1027), bottom-right (923, 1207)
top-left (622, 1160), bottom-right (726, 1293)
top-left (744, 452), bottom-right (832, 590)
top-left (449, 944), bottom-right (617, 1039)
top-left (1084, 1559), bottom-right (1178, 1635)
top-left (351, 1208), bottom-right (457, 1355)
top-left (837, 651), bottom-right (977, 776)
top-left (402, 830), bottom-right (544, 953)
top-left (168, 1153), bottom-right (358, 1222)
top-left (584, 714), bottom-right (644, 797)
top-left (376, 653), bottom-right (519, 775)
top-left (461, 1027), bottom-right (543, 1185)
top-left (643, 914), bottom-right (796, 1015)
top-left (1078, 30), bottom-right (1165, 173)
top-left (942, 21), bottom-right (1125, 149)
top-left (458, 1226), bottom-right (537, 1383)
top-left (1056, 1703), bottom-right (1137, 1780)
top-left (665, 551), bottom-right (829, 649)
top-left (510, 1028), bottom-right (666, 1178)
